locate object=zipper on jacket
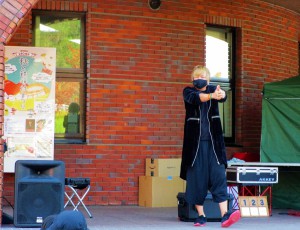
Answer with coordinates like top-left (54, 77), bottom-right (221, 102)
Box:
top-left (191, 105), bottom-right (201, 167)
top-left (207, 101), bottom-right (220, 165)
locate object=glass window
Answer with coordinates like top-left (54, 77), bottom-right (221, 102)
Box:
top-left (299, 42), bottom-right (300, 74)
top-left (206, 26), bottom-right (236, 143)
top-left (33, 11), bottom-right (86, 142)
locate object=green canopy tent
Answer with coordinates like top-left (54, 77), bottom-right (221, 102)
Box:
top-left (261, 75), bottom-right (300, 209)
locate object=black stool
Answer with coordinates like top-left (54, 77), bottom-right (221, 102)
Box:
top-left (64, 178), bottom-right (93, 218)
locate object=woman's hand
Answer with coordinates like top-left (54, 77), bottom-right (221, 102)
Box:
top-left (212, 85), bottom-right (226, 100)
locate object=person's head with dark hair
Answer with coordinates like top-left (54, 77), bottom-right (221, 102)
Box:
top-left (68, 102), bottom-right (80, 113)
top-left (41, 210), bottom-right (88, 230)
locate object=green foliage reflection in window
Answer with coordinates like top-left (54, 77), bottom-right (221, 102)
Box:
top-left (34, 16), bottom-right (81, 69)
top-left (55, 81), bottom-right (80, 135)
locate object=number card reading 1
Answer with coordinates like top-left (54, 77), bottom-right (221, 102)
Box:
top-left (238, 196), bottom-right (269, 217)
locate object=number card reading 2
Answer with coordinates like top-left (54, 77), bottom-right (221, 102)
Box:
top-left (238, 196), bottom-right (269, 217)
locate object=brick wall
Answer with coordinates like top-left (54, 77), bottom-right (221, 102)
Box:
top-left (0, 0), bottom-right (40, 223)
top-left (1, 0), bottom-right (300, 208)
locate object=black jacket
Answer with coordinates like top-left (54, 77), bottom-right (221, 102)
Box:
top-left (180, 85), bottom-right (227, 180)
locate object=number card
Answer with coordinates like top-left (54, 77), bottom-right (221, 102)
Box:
top-left (238, 196), bottom-right (269, 217)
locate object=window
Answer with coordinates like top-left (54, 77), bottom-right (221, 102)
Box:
top-left (299, 42), bottom-right (300, 74)
top-left (206, 26), bottom-right (236, 143)
top-left (33, 11), bottom-right (86, 142)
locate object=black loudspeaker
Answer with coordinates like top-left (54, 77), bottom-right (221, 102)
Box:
top-left (14, 160), bottom-right (65, 227)
top-left (2, 212), bottom-right (13, 224)
top-left (177, 192), bottom-right (234, 222)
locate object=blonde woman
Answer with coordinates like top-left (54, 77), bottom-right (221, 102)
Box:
top-left (180, 66), bottom-right (240, 227)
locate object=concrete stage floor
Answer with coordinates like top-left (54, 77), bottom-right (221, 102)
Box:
top-left (2, 206), bottom-right (300, 230)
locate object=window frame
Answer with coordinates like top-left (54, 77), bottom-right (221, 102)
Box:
top-left (205, 25), bottom-right (236, 144)
top-left (298, 42), bottom-right (300, 75)
top-left (32, 10), bottom-right (86, 143)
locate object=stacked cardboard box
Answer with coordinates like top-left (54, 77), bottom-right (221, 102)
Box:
top-left (139, 158), bottom-right (185, 207)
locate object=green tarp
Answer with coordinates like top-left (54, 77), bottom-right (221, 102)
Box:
top-left (261, 76), bottom-right (300, 209)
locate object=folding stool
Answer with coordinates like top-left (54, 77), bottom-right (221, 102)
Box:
top-left (64, 178), bottom-right (93, 218)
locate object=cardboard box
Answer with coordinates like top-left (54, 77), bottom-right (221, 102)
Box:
top-left (145, 158), bottom-right (181, 177)
top-left (139, 176), bottom-right (185, 207)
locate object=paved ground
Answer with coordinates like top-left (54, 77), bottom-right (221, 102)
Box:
top-left (2, 206), bottom-right (300, 230)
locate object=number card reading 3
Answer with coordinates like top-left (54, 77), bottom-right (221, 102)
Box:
top-left (238, 196), bottom-right (269, 217)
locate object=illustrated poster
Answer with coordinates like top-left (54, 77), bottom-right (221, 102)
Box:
top-left (3, 46), bottom-right (56, 172)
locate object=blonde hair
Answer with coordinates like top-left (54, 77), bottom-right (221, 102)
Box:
top-left (191, 65), bottom-right (210, 82)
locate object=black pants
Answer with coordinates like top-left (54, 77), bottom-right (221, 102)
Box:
top-left (185, 140), bottom-right (228, 205)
